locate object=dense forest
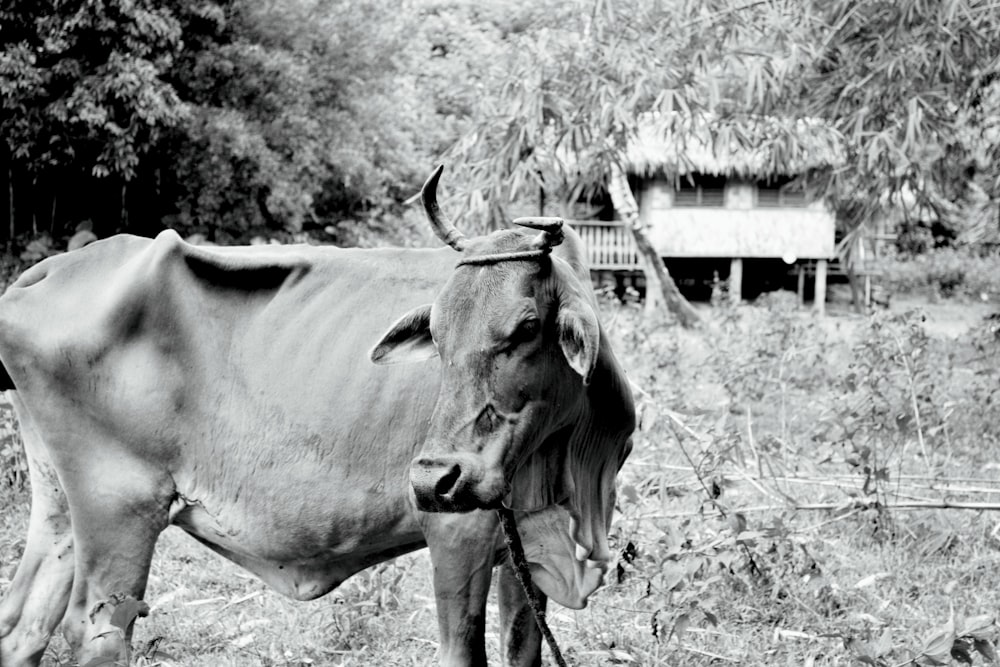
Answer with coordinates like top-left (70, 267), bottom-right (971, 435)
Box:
top-left (2, 0), bottom-right (998, 259)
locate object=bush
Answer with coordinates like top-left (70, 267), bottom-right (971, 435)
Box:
top-left (880, 248), bottom-right (1000, 300)
top-left (0, 399), bottom-right (27, 491)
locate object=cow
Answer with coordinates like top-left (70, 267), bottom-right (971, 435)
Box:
top-left (0, 166), bottom-right (635, 667)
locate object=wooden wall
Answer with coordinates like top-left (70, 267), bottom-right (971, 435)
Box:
top-left (637, 178), bottom-right (836, 260)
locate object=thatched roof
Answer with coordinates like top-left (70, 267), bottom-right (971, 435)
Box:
top-left (626, 113), bottom-right (845, 180)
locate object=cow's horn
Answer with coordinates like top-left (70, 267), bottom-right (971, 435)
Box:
top-left (422, 165), bottom-right (467, 251)
top-left (514, 216), bottom-right (565, 250)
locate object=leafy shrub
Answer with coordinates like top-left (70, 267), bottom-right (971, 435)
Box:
top-left (880, 248), bottom-right (1000, 300)
top-left (0, 399), bottom-right (27, 491)
top-left (706, 296), bottom-right (832, 448)
top-left (603, 300), bottom-right (1000, 665)
top-left (944, 314), bottom-right (1000, 452)
top-left (812, 311), bottom-right (943, 508)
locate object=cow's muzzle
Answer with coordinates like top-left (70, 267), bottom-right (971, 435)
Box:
top-left (410, 454), bottom-right (507, 512)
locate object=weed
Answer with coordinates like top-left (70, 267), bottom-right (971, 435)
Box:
top-left (881, 247), bottom-right (1000, 301)
top-left (4, 299), bottom-right (1000, 666)
top-left (0, 398), bottom-right (26, 492)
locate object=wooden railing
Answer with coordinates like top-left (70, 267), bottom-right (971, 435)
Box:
top-left (570, 220), bottom-right (641, 270)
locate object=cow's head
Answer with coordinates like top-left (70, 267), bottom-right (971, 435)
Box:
top-left (371, 166), bottom-right (632, 608)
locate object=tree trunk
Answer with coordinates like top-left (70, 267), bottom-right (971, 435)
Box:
top-left (607, 164), bottom-right (700, 328)
top-left (30, 175), bottom-right (37, 236)
top-left (846, 264), bottom-right (863, 314)
top-left (121, 182), bottom-right (128, 231)
top-left (8, 166), bottom-right (14, 243)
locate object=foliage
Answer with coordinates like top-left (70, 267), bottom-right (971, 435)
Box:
top-left (792, 1), bottom-right (1000, 233)
top-left (602, 298), bottom-right (1000, 666)
top-left (445, 0), bottom-right (774, 231)
top-left (0, 0), bottom-right (188, 178)
top-left (815, 311), bottom-right (943, 511)
top-left (880, 248), bottom-right (1000, 300)
top-left (447, 0), bottom-right (1000, 270)
top-left (0, 0), bottom-right (451, 244)
top-left (4, 298), bottom-right (1000, 665)
top-left (0, 398), bottom-right (26, 491)
top-left (710, 293), bottom-right (831, 413)
top-left (162, 0), bottom-right (441, 238)
top-left (3, 0), bottom-right (997, 252)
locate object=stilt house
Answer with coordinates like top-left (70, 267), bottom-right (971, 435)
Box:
top-left (574, 114), bottom-right (845, 311)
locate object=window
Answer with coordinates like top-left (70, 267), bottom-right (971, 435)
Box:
top-left (673, 175), bottom-right (726, 207)
top-left (756, 177), bottom-right (807, 208)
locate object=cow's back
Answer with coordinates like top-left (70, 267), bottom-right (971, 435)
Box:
top-left (0, 230), bottom-right (455, 599)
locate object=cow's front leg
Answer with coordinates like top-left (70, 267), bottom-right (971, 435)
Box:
top-left (54, 446), bottom-right (173, 666)
top-left (423, 511), bottom-right (498, 666)
top-left (497, 559), bottom-right (544, 667)
top-left (0, 400), bottom-right (74, 667)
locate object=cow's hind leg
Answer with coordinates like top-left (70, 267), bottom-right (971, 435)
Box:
top-left (0, 398), bottom-right (75, 667)
top-left (53, 443), bottom-right (173, 666)
top-left (497, 560), bottom-right (544, 667)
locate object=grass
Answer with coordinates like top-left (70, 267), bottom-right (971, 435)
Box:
top-left (2, 292), bottom-right (1000, 666)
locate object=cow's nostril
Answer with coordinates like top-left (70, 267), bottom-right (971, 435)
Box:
top-left (434, 463), bottom-right (462, 497)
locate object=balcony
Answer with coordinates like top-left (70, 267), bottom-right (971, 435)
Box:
top-left (571, 220), bottom-right (640, 271)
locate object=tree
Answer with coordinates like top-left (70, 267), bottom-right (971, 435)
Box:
top-left (777, 0), bottom-right (1000, 251)
top-left (444, 0), bottom-right (796, 326)
top-left (0, 0), bottom-right (450, 246)
top-left (162, 0), bottom-right (444, 239)
top-left (0, 0), bottom-right (188, 178)
top-left (0, 0), bottom-right (189, 240)
top-left (448, 0), bottom-right (1000, 323)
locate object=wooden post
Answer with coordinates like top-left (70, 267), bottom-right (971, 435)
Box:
top-left (814, 259), bottom-right (828, 316)
top-left (729, 257), bottom-right (743, 305)
top-left (796, 263), bottom-right (805, 306)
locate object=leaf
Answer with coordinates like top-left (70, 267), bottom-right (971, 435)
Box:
top-left (659, 561), bottom-right (687, 592)
top-left (668, 612), bottom-right (690, 644)
top-left (920, 624), bottom-right (957, 666)
top-left (973, 638), bottom-right (998, 663)
top-left (734, 530), bottom-right (764, 547)
top-left (620, 484), bottom-right (639, 504)
top-left (845, 636), bottom-right (880, 664)
top-left (82, 659), bottom-right (119, 667)
top-left (853, 572), bottom-right (892, 588)
top-left (874, 627), bottom-right (893, 657)
top-left (961, 614), bottom-right (995, 640)
top-left (109, 597), bottom-right (150, 631)
top-left (605, 648), bottom-right (636, 663)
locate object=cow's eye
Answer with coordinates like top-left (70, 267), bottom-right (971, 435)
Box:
top-left (510, 318), bottom-right (540, 345)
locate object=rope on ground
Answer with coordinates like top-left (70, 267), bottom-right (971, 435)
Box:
top-left (497, 507), bottom-right (569, 667)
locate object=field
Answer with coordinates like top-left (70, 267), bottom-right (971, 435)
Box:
top-left (2, 292), bottom-right (999, 666)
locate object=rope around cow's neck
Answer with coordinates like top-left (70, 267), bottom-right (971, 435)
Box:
top-left (496, 507), bottom-right (569, 667)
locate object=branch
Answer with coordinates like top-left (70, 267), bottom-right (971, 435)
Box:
top-left (647, 499), bottom-right (1000, 521)
top-left (677, 0), bottom-right (771, 31)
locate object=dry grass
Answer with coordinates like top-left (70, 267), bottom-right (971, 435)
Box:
top-left (2, 294), bottom-right (1000, 666)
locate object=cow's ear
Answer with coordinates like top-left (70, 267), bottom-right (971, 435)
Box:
top-left (557, 295), bottom-right (600, 385)
top-left (370, 304), bottom-right (437, 365)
